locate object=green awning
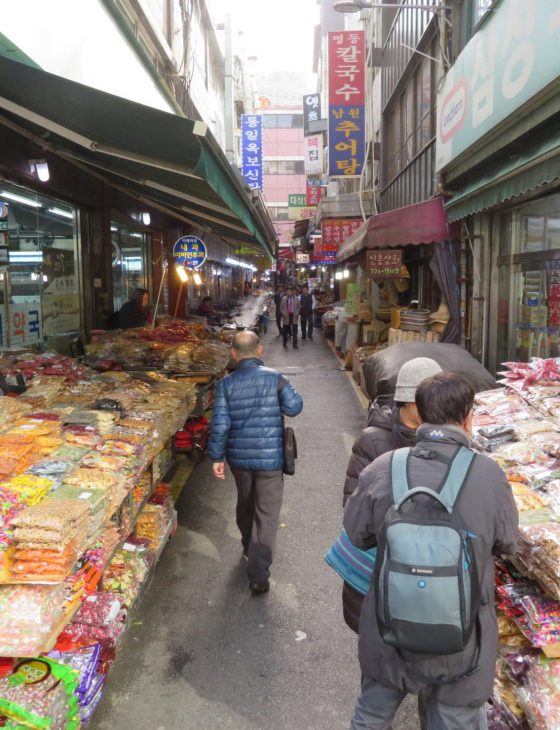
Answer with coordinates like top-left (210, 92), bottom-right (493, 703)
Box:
top-left (0, 56), bottom-right (275, 256)
top-left (445, 129), bottom-right (560, 222)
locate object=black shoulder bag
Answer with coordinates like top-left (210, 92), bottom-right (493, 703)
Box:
top-left (278, 377), bottom-right (298, 475)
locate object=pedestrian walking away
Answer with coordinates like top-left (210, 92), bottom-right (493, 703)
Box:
top-left (342, 357), bottom-right (442, 633)
top-left (207, 330), bottom-right (303, 594)
top-left (273, 286), bottom-right (284, 336)
top-left (299, 284), bottom-right (315, 341)
top-left (280, 285), bottom-right (301, 349)
top-left (344, 372), bottom-right (519, 730)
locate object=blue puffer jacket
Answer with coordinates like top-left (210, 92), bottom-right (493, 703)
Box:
top-left (208, 358), bottom-right (303, 471)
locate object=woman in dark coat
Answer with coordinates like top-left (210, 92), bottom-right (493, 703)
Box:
top-left (117, 288), bottom-right (152, 329)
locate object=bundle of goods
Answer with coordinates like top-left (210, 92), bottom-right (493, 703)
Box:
top-left (101, 545), bottom-right (151, 605)
top-left (0, 656), bottom-right (80, 730)
top-left (0, 351), bottom-right (91, 384)
top-left (60, 592), bottom-right (126, 648)
top-left (0, 584), bottom-right (66, 655)
top-left (50, 487), bottom-right (106, 541)
top-left (174, 415), bottom-right (210, 451)
top-left (48, 644), bottom-right (105, 724)
top-left (9, 499), bottom-right (89, 582)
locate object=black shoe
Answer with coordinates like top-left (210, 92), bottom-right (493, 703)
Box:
top-left (309, 336), bottom-right (313, 340)
top-left (250, 580), bottom-right (270, 595)
top-left (301, 337), bottom-right (306, 341)
top-left (283, 343), bottom-right (288, 348)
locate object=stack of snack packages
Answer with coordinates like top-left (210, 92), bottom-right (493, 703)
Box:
top-left (0, 363), bottom-right (195, 726)
top-left (474, 358), bottom-right (560, 729)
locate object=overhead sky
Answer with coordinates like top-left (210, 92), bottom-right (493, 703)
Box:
top-left (208, 0), bottom-right (319, 76)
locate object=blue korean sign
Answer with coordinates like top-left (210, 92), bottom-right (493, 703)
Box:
top-left (173, 235), bottom-right (207, 269)
top-left (328, 105), bottom-right (366, 177)
top-left (241, 114), bottom-right (263, 191)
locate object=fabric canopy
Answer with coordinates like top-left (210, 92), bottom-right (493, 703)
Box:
top-left (366, 197), bottom-right (459, 248)
top-left (335, 219), bottom-right (368, 262)
top-left (0, 56), bottom-right (275, 256)
top-left (278, 248), bottom-right (295, 261)
top-left (445, 129), bottom-right (560, 222)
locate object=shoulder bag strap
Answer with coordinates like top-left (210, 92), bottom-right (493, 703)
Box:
top-left (390, 448), bottom-right (411, 505)
top-left (438, 446), bottom-right (476, 510)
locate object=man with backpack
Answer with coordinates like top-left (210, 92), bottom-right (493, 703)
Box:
top-left (344, 372), bottom-right (518, 729)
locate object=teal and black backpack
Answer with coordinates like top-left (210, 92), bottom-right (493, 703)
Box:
top-left (374, 445), bottom-right (479, 655)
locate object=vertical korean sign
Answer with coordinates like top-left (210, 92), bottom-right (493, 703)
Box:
top-left (241, 114), bottom-right (263, 191)
top-left (303, 93), bottom-right (321, 137)
top-left (328, 31), bottom-right (366, 178)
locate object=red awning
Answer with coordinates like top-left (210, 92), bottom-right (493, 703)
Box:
top-left (366, 197), bottom-right (460, 248)
top-left (278, 248), bottom-right (295, 261)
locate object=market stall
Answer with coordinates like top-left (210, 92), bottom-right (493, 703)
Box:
top-left (472, 358), bottom-right (560, 729)
top-left (0, 347), bottom-right (218, 727)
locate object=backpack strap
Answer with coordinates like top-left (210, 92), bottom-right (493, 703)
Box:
top-left (390, 448), bottom-right (411, 505)
top-left (438, 446), bottom-right (476, 510)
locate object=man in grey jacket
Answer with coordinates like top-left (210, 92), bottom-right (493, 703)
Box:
top-left (280, 286), bottom-right (301, 349)
top-left (344, 372), bottom-right (518, 730)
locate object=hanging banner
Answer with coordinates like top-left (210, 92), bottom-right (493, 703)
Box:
top-left (367, 249), bottom-right (403, 280)
top-left (328, 31), bottom-right (366, 178)
top-left (241, 114), bottom-right (263, 191)
top-left (306, 180), bottom-right (323, 207)
top-left (173, 235), bottom-right (207, 269)
top-left (288, 193), bottom-right (314, 221)
top-left (322, 218), bottom-right (362, 245)
top-left (303, 93), bottom-right (322, 137)
top-left (304, 134), bottom-right (324, 175)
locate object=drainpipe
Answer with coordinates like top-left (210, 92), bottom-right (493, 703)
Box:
top-left (224, 14), bottom-right (235, 164)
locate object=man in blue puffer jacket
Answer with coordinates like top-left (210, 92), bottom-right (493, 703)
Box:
top-left (208, 330), bottom-right (303, 594)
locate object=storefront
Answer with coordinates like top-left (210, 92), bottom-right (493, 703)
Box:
top-left (437, 0), bottom-right (560, 373)
top-left (0, 56), bottom-right (276, 348)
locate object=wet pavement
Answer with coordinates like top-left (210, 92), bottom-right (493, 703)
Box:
top-left (90, 320), bottom-right (420, 730)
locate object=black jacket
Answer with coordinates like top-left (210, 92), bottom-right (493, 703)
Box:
top-left (300, 293), bottom-right (313, 312)
top-left (343, 396), bottom-right (416, 506)
top-left (117, 300), bottom-right (148, 329)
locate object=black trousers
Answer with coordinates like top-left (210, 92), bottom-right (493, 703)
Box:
top-left (300, 311), bottom-right (313, 339)
top-left (230, 468), bottom-right (284, 583)
top-left (283, 316), bottom-right (298, 346)
top-left (275, 309), bottom-right (282, 334)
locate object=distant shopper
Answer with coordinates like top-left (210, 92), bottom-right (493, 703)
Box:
top-left (341, 357), bottom-right (442, 633)
top-left (344, 372), bottom-right (518, 730)
top-left (197, 296), bottom-right (214, 318)
top-left (208, 331), bottom-right (303, 594)
top-left (273, 286), bottom-right (284, 336)
top-left (280, 286), bottom-right (301, 349)
top-left (117, 288), bottom-right (152, 329)
top-left (299, 285), bottom-right (315, 341)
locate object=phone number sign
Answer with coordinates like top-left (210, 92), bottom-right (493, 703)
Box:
top-left (173, 235), bottom-right (207, 269)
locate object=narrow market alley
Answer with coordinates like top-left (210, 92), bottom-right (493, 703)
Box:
top-left (90, 328), bottom-right (419, 730)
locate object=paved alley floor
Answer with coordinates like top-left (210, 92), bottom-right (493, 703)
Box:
top-left (91, 327), bottom-right (420, 730)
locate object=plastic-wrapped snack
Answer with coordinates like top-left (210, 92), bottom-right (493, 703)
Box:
top-left (0, 584), bottom-right (66, 655)
top-left (518, 656), bottom-right (560, 730)
top-left (78, 672), bottom-right (105, 723)
top-left (48, 644), bottom-right (101, 699)
top-left (0, 657), bottom-right (80, 730)
top-left (51, 444), bottom-right (91, 463)
top-left (491, 442), bottom-right (541, 466)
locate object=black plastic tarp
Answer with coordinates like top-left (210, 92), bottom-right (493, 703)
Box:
top-left (362, 342), bottom-right (496, 402)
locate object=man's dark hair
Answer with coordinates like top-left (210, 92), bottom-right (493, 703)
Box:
top-left (302, 285), bottom-right (309, 291)
top-left (202, 296), bottom-right (212, 304)
top-left (415, 372), bottom-right (474, 425)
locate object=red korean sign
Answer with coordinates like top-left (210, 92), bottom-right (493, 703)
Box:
top-left (306, 181), bottom-right (323, 207)
top-left (321, 219), bottom-right (362, 246)
top-left (328, 31), bottom-right (365, 106)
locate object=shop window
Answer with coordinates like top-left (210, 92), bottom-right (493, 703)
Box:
top-left (0, 181), bottom-right (81, 350)
top-left (264, 160), bottom-right (304, 175)
top-left (263, 114), bottom-right (304, 129)
top-left (111, 222), bottom-right (151, 313)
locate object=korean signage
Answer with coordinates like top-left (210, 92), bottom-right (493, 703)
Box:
top-left (436, 0), bottom-right (560, 171)
top-left (367, 249), bottom-right (403, 280)
top-left (306, 180), bottom-right (323, 207)
top-left (303, 93), bottom-right (322, 137)
top-left (322, 218), bottom-right (362, 246)
top-left (328, 31), bottom-right (366, 178)
top-left (296, 253), bottom-right (310, 264)
top-left (173, 235), bottom-right (207, 269)
top-left (0, 304), bottom-right (42, 348)
top-left (313, 236), bottom-right (336, 265)
top-left (241, 114), bottom-right (263, 190)
top-left (288, 194), bottom-right (314, 221)
top-left (42, 248), bottom-right (80, 336)
top-left (304, 135), bottom-right (324, 175)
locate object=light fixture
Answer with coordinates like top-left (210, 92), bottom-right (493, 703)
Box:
top-left (42, 274), bottom-right (48, 282)
top-left (30, 272), bottom-right (38, 281)
top-left (28, 159), bottom-right (50, 182)
top-left (225, 256), bottom-right (257, 271)
top-left (193, 272), bottom-right (202, 286)
top-left (9, 252), bottom-right (44, 263)
top-left (142, 211), bottom-right (151, 226)
top-left (130, 233), bottom-right (143, 239)
top-left (343, 269), bottom-right (350, 279)
top-left (176, 264), bottom-right (189, 283)
top-left (47, 206), bottom-right (73, 220)
top-left (110, 226), bottom-right (118, 232)
top-left (1, 191), bottom-right (41, 208)
top-left (335, 271), bottom-right (343, 280)
top-left (322, 266), bottom-right (327, 272)
top-left (334, 1), bottom-right (449, 11)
